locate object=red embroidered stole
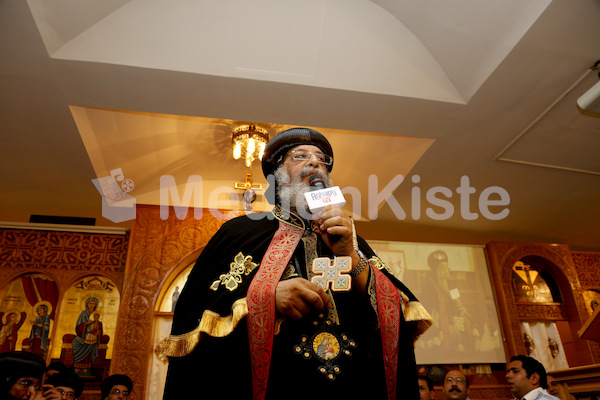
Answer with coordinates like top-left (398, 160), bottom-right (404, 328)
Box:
top-left (247, 221), bottom-right (402, 400)
top-left (373, 266), bottom-right (402, 400)
top-left (247, 221), bottom-right (304, 400)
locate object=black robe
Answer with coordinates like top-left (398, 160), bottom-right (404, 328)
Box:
top-left (162, 211), bottom-right (431, 400)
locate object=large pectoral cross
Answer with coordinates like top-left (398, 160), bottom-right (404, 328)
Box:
top-left (311, 256), bottom-right (352, 291)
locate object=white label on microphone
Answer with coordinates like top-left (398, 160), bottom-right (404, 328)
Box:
top-left (304, 186), bottom-right (346, 213)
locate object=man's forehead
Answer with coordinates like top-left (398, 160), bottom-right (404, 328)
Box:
top-left (55, 386), bottom-right (75, 393)
top-left (288, 144), bottom-right (323, 153)
top-left (507, 361), bottom-right (523, 369)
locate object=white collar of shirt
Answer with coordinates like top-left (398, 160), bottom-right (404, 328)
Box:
top-left (514, 387), bottom-right (549, 400)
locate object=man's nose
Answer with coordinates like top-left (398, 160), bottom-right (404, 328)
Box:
top-left (305, 153), bottom-right (320, 167)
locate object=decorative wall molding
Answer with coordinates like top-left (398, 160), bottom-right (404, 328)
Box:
top-left (0, 221), bottom-right (128, 235)
top-left (0, 228), bottom-right (128, 271)
top-left (516, 304), bottom-right (569, 320)
top-left (571, 251), bottom-right (600, 289)
top-left (0, 227), bottom-right (129, 298)
top-left (486, 242), bottom-right (600, 365)
top-left (110, 205), bottom-right (228, 400)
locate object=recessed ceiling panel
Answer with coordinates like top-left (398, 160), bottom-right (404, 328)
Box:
top-left (71, 106), bottom-right (434, 220)
top-left (498, 71), bottom-right (600, 175)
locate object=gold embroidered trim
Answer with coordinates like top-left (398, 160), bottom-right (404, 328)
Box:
top-left (155, 323), bottom-right (202, 362)
top-left (199, 298), bottom-right (248, 337)
top-left (155, 298), bottom-right (249, 360)
top-left (271, 205), bottom-right (306, 230)
top-left (210, 252), bottom-right (258, 291)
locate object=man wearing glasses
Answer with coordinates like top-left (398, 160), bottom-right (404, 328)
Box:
top-left (43, 373), bottom-right (83, 400)
top-left (0, 351), bottom-right (45, 400)
top-left (443, 370), bottom-right (471, 400)
top-left (162, 127), bottom-right (431, 400)
top-left (100, 375), bottom-right (132, 400)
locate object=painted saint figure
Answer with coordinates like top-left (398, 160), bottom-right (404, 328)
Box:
top-left (0, 312), bottom-right (26, 353)
top-left (28, 304), bottom-right (51, 357)
top-left (171, 287), bottom-right (180, 312)
top-left (72, 297), bottom-right (103, 372)
top-left (316, 336), bottom-right (335, 360)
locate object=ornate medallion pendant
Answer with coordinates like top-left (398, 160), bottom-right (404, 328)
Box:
top-left (292, 313), bottom-right (357, 381)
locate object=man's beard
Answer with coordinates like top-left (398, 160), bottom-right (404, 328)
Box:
top-left (275, 165), bottom-right (333, 218)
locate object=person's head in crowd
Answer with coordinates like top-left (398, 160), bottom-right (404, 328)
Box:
top-left (262, 127), bottom-right (334, 216)
top-left (443, 369), bottom-right (470, 400)
top-left (45, 362), bottom-right (67, 379)
top-left (45, 372), bottom-right (84, 400)
top-left (101, 375), bottom-right (132, 400)
top-left (546, 374), bottom-right (559, 396)
top-left (418, 375), bottom-right (435, 400)
top-left (0, 351), bottom-right (46, 400)
top-left (506, 355), bottom-right (548, 399)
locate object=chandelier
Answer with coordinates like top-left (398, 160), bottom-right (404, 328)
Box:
top-left (231, 125), bottom-right (269, 167)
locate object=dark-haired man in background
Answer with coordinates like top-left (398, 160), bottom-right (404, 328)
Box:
top-left (506, 355), bottom-right (560, 400)
top-left (418, 375), bottom-right (435, 400)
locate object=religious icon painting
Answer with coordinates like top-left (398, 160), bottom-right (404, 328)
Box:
top-left (293, 314), bottom-right (356, 381)
top-left (0, 273), bottom-right (57, 358)
top-left (52, 275), bottom-right (120, 378)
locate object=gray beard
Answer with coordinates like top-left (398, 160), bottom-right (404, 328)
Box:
top-left (275, 165), bottom-right (333, 219)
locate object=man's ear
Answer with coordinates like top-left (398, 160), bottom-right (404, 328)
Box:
top-left (530, 372), bottom-right (541, 386)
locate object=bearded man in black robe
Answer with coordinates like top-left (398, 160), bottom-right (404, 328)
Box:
top-left (162, 127), bottom-right (431, 400)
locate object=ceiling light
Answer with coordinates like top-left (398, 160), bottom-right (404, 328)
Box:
top-left (231, 125), bottom-right (269, 167)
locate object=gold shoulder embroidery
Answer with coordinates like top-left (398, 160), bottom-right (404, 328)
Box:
top-left (271, 205), bottom-right (306, 230)
top-left (155, 298), bottom-right (248, 360)
top-left (210, 252), bottom-right (258, 291)
top-left (369, 256), bottom-right (388, 272)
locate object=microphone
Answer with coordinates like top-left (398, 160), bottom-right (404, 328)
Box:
top-left (303, 174), bottom-right (346, 213)
top-left (309, 174), bottom-right (327, 190)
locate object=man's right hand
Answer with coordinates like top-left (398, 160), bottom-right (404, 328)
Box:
top-left (275, 278), bottom-right (332, 319)
top-left (41, 385), bottom-right (61, 400)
